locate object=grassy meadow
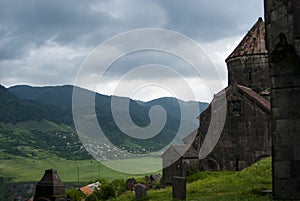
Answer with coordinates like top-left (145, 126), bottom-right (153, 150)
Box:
top-left (0, 152), bottom-right (162, 182)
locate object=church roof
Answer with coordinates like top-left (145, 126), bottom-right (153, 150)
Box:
top-left (197, 84), bottom-right (270, 119)
top-left (236, 85), bottom-right (271, 113)
top-left (226, 17), bottom-right (267, 61)
top-left (197, 87), bottom-right (229, 119)
top-left (171, 144), bottom-right (198, 159)
top-left (162, 144), bottom-right (198, 159)
top-left (183, 129), bottom-right (198, 145)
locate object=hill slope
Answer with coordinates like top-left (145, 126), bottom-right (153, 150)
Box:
top-left (1, 84), bottom-right (208, 161)
top-left (0, 85), bottom-right (91, 160)
top-left (0, 85), bottom-right (55, 123)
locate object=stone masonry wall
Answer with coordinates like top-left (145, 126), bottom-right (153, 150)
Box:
top-left (194, 86), bottom-right (271, 171)
top-left (227, 54), bottom-right (270, 93)
top-left (265, 0), bottom-right (300, 199)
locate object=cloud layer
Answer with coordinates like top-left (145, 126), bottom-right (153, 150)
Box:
top-left (0, 0), bottom-right (264, 101)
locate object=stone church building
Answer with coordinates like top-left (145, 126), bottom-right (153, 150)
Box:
top-left (162, 18), bottom-right (272, 182)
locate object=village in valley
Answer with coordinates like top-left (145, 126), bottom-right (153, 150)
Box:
top-left (1, 0), bottom-right (300, 200)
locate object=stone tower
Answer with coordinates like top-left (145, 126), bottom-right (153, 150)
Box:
top-left (226, 17), bottom-right (270, 94)
top-left (33, 169), bottom-right (66, 201)
top-left (265, 0), bottom-right (300, 199)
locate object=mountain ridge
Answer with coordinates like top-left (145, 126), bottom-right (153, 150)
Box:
top-left (0, 84), bottom-right (208, 161)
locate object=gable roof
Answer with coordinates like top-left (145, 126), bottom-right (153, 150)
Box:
top-left (150, 174), bottom-right (162, 182)
top-left (80, 181), bottom-right (101, 195)
top-left (236, 85), bottom-right (271, 113)
top-left (80, 185), bottom-right (94, 195)
top-left (197, 87), bottom-right (229, 119)
top-left (183, 129), bottom-right (198, 145)
top-left (162, 144), bottom-right (198, 159)
top-left (226, 17), bottom-right (267, 61)
top-left (197, 85), bottom-right (270, 120)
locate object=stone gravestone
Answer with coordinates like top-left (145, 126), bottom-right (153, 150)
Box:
top-left (172, 176), bottom-right (186, 200)
top-left (135, 183), bottom-right (147, 200)
top-left (125, 177), bottom-right (136, 191)
top-left (33, 169), bottom-right (66, 201)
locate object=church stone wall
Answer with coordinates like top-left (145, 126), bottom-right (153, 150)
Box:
top-left (194, 86), bottom-right (271, 171)
top-left (265, 0), bottom-right (300, 199)
top-left (227, 54), bottom-right (270, 93)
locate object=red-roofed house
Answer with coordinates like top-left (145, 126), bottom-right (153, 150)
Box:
top-left (79, 182), bottom-right (101, 195)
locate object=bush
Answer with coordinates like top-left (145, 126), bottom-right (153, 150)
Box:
top-left (187, 165), bottom-right (199, 176)
top-left (85, 193), bottom-right (98, 201)
top-left (111, 179), bottom-right (126, 195)
top-left (66, 188), bottom-right (86, 201)
top-left (94, 183), bottom-right (116, 200)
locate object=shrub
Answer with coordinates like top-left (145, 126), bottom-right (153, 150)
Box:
top-left (111, 179), bottom-right (126, 195)
top-left (187, 165), bottom-right (199, 176)
top-left (89, 183), bottom-right (116, 200)
top-left (85, 193), bottom-right (98, 201)
top-left (65, 188), bottom-right (86, 201)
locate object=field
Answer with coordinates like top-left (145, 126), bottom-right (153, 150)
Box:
top-left (0, 152), bottom-right (162, 182)
top-left (102, 157), bottom-right (162, 174)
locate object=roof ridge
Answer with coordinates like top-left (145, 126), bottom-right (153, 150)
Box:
top-left (226, 17), bottom-right (267, 61)
top-left (236, 85), bottom-right (270, 113)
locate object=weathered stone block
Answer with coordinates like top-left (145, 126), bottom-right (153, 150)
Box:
top-left (291, 160), bottom-right (300, 178)
top-left (273, 146), bottom-right (292, 160)
top-left (293, 2), bottom-right (300, 38)
top-left (274, 161), bottom-right (291, 179)
top-left (273, 178), bottom-right (300, 199)
top-left (274, 119), bottom-right (294, 140)
top-left (135, 183), bottom-right (147, 200)
top-left (294, 147), bottom-right (300, 160)
top-left (271, 75), bottom-right (300, 89)
top-left (172, 176), bottom-right (186, 201)
top-left (293, 123), bottom-right (300, 144)
top-left (272, 107), bottom-right (300, 120)
top-left (269, 62), bottom-right (298, 77)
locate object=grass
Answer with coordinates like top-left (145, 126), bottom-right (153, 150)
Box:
top-left (18, 119), bottom-right (74, 132)
top-left (0, 150), bottom-right (272, 200)
top-left (111, 157), bottom-right (272, 201)
top-left (0, 152), bottom-right (162, 182)
top-left (102, 157), bottom-right (162, 174)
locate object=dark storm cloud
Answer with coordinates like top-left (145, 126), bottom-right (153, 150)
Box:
top-left (0, 0), bottom-right (112, 59)
top-left (158, 0), bottom-right (263, 41)
top-left (0, 0), bottom-right (263, 58)
top-left (0, 0), bottom-right (264, 100)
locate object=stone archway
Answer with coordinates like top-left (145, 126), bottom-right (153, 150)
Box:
top-left (254, 154), bottom-right (270, 163)
top-left (200, 157), bottom-right (220, 171)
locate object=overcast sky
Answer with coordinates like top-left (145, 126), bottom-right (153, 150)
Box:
top-left (0, 0), bottom-right (264, 102)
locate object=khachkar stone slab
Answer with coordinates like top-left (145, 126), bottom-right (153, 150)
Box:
top-left (265, 0), bottom-right (300, 199)
top-left (172, 176), bottom-right (186, 201)
top-left (33, 169), bottom-right (66, 201)
top-left (135, 183), bottom-right (147, 200)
